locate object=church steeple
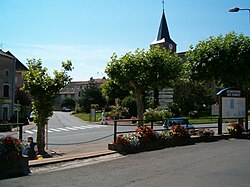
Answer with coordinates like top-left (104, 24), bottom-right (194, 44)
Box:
top-left (151, 1), bottom-right (177, 52)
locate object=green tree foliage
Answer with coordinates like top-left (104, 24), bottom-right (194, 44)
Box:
top-left (143, 107), bottom-right (172, 122)
top-left (61, 98), bottom-right (76, 109)
top-left (15, 88), bottom-right (32, 119)
top-left (121, 96), bottom-right (137, 117)
top-left (173, 80), bottom-right (213, 116)
top-left (22, 59), bottom-right (72, 154)
top-left (101, 79), bottom-right (131, 105)
top-left (105, 46), bottom-right (182, 123)
top-left (186, 32), bottom-right (250, 90)
top-left (78, 78), bottom-right (106, 113)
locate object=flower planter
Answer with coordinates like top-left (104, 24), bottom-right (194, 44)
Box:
top-left (108, 138), bottom-right (195, 154)
top-left (0, 153), bottom-right (30, 179)
top-left (108, 133), bottom-right (250, 155)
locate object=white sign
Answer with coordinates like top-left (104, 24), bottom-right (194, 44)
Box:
top-left (211, 104), bottom-right (219, 116)
top-left (222, 97), bottom-right (246, 118)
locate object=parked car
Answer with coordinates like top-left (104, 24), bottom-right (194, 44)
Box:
top-left (0, 134), bottom-right (5, 138)
top-left (61, 107), bottom-right (71, 112)
top-left (29, 111), bottom-right (35, 122)
top-left (163, 117), bottom-right (195, 134)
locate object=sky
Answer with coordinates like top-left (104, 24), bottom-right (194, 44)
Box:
top-left (1, 0), bottom-right (249, 81)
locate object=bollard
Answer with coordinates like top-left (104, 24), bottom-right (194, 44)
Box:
top-left (114, 121), bottom-right (117, 143)
top-left (19, 123), bottom-right (23, 140)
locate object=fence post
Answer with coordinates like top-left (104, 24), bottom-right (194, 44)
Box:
top-left (151, 120), bottom-right (153, 129)
top-left (114, 120), bottom-right (117, 143)
top-left (19, 123), bottom-right (23, 140)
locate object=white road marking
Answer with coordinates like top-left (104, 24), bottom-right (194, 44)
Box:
top-left (24, 130), bottom-right (35, 134)
top-left (24, 125), bottom-right (105, 134)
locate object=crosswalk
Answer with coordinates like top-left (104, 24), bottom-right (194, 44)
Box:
top-left (24, 125), bottom-right (107, 135)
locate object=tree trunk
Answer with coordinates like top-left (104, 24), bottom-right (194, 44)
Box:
top-left (135, 88), bottom-right (144, 126)
top-left (153, 88), bottom-right (159, 108)
top-left (36, 115), bottom-right (46, 155)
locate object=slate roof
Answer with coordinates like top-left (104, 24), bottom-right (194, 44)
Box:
top-left (0, 50), bottom-right (14, 59)
top-left (156, 11), bottom-right (176, 45)
top-left (60, 78), bottom-right (106, 94)
top-left (5, 51), bottom-right (27, 71)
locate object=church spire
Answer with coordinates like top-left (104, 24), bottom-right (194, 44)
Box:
top-left (151, 1), bottom-right (177, 52)
top-left (162, 0), bottom-right (165, 11)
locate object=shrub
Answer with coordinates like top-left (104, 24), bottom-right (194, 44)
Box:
top-left (168, 124), bottom-right (190, 140)
top-left (0, 136), bottom-right (25, 159)
top-left (0, 124), bottom-right (12, 132)
top-left (198, 128), bottom-right (214, 137)
top-left (143, 107), bottom-right (172, 122)
top-left (115, 134), bottom-right (140, 148)
top-left (122, 96), bottom-right (137, 117)
top-left (227, 123), bottom-right (245, 135)
top-left (106, 105), bottom-right (129, 119)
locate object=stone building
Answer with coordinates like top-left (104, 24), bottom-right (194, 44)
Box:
top-left (54, 77), bottom-right (106, 110)
top-left (0, 50), bottom-right (27, 122)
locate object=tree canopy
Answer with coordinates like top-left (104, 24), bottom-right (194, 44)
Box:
top-left (101, 79), bottom-right (131, 106)
top-left (22, 58), bottom-right (72, 154)
top-left (78, 78), bottom-right (106, 112)
top-left (105, 46), bottom-right (182, 122)
top-left (186, 32), bottom-right (250, 90)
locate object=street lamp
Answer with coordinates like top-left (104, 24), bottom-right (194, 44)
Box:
top-left (229, 7), bottom-right (250, 27)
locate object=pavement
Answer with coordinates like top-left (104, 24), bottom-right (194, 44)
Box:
top-left (2, 123), bottom-right (118, 168)
top-left (3, 121), bottom-right (249, 168)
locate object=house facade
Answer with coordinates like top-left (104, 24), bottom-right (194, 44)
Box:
top-left (0, 50), bottom-right (27, 122)
top-left (0, 50), bottom-right (16, 122)
top-left (54, 77), bottom-right (106, 110)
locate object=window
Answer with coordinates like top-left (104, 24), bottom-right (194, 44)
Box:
top-left (5, 70), bottom-right (9, 76)
top-left (3, 85), bottom-right (10, 98)
top-left (2, 106), bottom-right (9, 121)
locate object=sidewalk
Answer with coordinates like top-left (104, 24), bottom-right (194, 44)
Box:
top-left (2, 123), bottom-right (117, 167)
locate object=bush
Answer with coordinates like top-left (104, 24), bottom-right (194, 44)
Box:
top-left (0, 124), bottom-right (12, 132)
top-left (227, 123), bottom-right (245, 135)
top-left (122, 96), bottom-right (137, 117)
top-left (143, 107), bottom-right (172, 122)
top-left (168, 124), bottom-right (190, 140)
top-left (105, 105), bottom-right (129, 119)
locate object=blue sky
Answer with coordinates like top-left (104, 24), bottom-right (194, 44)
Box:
top-left (1, 0), bottom-right (249, 81)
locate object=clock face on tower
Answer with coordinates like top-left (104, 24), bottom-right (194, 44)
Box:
top-left (169, 44), bottom-right (173, 50)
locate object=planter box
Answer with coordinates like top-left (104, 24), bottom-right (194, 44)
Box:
top-left (108, 133), bottom-right (249, 155)
top-left (0, 155), bottom-right (30, 179)
top-left (108, 138), bottom-right (196, 155)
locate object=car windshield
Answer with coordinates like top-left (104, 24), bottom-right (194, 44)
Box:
top-left (168, 119), bottom-right (188, 126)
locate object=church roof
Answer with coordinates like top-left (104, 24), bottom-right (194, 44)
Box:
top-left (156, 11), bottom-right (176, 45)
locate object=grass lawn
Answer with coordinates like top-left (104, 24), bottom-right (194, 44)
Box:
top-left (188, 116), bottom-right (218, 124)
top-left (74, 112), bottom-right (249, 125)
top-left (74, 112), bottom-right (102, 122)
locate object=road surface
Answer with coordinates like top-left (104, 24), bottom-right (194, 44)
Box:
top-left (1, 138), bottom-right (249, 187)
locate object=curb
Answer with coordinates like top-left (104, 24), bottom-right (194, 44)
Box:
top-left (29, 150), bottom-right (117, 167)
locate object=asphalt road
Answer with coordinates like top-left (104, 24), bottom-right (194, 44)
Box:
top-left (5, 112), bottom-right (234, 155)
top-left (1, 138), bottom-right (249, 187)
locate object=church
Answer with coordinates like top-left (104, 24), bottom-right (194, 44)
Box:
top-left (148, 3), bottom-right (187, 107)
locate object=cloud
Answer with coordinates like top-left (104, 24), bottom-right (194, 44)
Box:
top-left (7, 43), bottom-right (132, 81)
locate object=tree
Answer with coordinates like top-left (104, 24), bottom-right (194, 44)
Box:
top-left (22, 59), bottom-right (72, 155)
top-left (186, 32), bottom-right (250, 90)
top-left (121, 96), bottom-right (137, 117)
top-left (101, 79), bottom-right (131, 105)
top-left (105, 46), bottom-right (182, 123)
top-left (61, 98), bottom-right (76, 109)
top-left (78, 78), bottom-right (106, 113)
top-left (147, 46), bottom-right (183, 107)
top-left (173, 80), bottom-right (213, 115)
top-left (14, 88), bottom-right (32, 122)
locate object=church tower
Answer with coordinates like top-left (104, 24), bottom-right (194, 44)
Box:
top-left (151, 1), bottom-right (177, 53)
